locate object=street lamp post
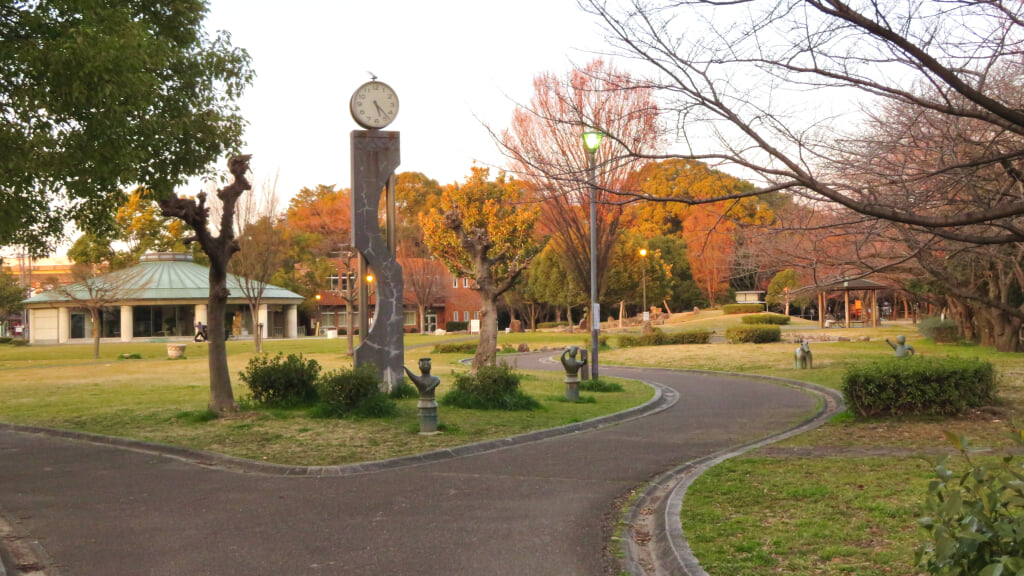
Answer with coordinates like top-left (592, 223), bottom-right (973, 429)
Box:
top-left (582, 130), bottom-right (603, 379)
top-left (315, 293), bottom-right (322, 336)
top-left (639, 248), bottom-right (647, 318)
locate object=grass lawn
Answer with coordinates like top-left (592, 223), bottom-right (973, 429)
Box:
top-left (0, 336), bottom-right (652, 466)
top-left (601, 314), bottom-right (1024, 576)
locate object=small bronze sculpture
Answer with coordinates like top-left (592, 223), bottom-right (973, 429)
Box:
top-left (794, 341), bottom-right (812, 369)
top-left (404, 357), bottom-right (441, 434)
top-left (885, 335), bottom-right (915, 357)
top-left (560, 346), bottom-right (587, 401)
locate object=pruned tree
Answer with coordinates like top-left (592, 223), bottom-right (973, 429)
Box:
top-left (421, 167), bottom-right (543, 369)
top-left (0, 267), bottom-right (25, 337)
top-left (158, 155), bottom-right (252, 413)
top-left (230, 174), bottom-right (284, 353)
top-left (500, 59), bottom-right (660, 306)
top-left (580, 0), bottom-right (1024, 244)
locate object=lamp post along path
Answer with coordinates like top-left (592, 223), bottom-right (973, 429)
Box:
top-left (582, 131), bottom-right (603, 380)
top-left (640, 248), bottom-right (647, 319)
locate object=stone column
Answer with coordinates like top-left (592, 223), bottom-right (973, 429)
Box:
top-left (120, 305), bottom-right (133, 342)
top-left (194, 303), bottom-right (207, 325)
top-left (285, 305), bottom-right (298, 339)
top-left (58, 306), bottom-right (70, 344)
top-left (258, 304), bottom-right (269, 339)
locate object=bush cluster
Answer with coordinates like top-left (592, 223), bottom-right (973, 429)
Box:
top-left (918, 316), bottom-right (961, 344)
top-left (239, 354), bottom-right (398, 418)
top-left (440, 364), bottom-right (539, 411)
top-left (725, 324), bottom-right (781, 343)
top-left (917, 434), bottom-right (1024, 575)
top-left (239, 353), bottom-right (321, 407)
top-left (722, 303), bottom-right (765, 315)
top-left (444, 321), bottom-right (469, 332)
top-left (842, 357), bottom-right (996, 417)
top-left (617, 328), bottom-right (712, 347)
top-left (740, 313), bottom-right (791, 325)
top-left (318, 364), bottom-right (397, 418)
top-left (432, 342), bottom-right (477, 354)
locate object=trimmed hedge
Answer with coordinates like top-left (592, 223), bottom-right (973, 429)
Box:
top-left (722, 303), bottom-right (765, 315)
top-left (440, 364), bottom-right (539, 411)
top-left (445, 321), bottom-right (469, 332)
top-left (432, 342), bottom-right (477, 354)
top-left (239, 353), bottom-right (320, 407)
top-left (725, 324), bottom-right (781, 343)
top-left (617, 328), bottom-right (712, 347)
top-left (842, 357), bottom-right (996, 417)
top-left (741, 313), bottom-right (791, 325)
top-left (538, 321), bottom-right (570, 329)
top-left (918, 316), bottom-right (961, 344)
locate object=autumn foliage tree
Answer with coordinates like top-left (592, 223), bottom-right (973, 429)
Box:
top-left (501, 59), bottom-right (660, 307)
top-left (421, 168), bottom-right (542, 369)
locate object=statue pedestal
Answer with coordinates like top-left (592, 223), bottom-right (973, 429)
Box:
top-left (418, 397), bottom-right (438, 435)
top-left (564, 376), bottom-right (580, 402)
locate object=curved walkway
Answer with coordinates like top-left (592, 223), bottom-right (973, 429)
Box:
top-left (0, 353), bottom-right (838, 576)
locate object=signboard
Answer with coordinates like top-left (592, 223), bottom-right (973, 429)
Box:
top-left (470, 319), bottom-right (480, 334)
top-left (592, 303), bottom-right (601, 330)
top-left (643, 311), bottom-right (650, 322)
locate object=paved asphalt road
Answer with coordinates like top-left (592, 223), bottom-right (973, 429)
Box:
top-left (0, 353), bottom-right (820, 575)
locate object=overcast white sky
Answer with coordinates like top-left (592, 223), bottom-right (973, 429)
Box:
top-left (195, 0), bottom-right (613, 203)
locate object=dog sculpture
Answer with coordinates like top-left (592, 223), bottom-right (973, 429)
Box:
top-left (794, 341), bottom-right (813, 370)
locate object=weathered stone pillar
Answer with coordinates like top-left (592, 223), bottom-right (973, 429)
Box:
top-left (194, 303), bottom-right (208, 325)
top-left (58, 306), bottom-right (70, 344)
top-left (120, 305), bottom-right (133, 342)
top-left (285, 305), bottom-right (298, 339)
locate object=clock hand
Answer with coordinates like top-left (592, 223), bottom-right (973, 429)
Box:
top-left (374, 100), bottom-right (388, 117)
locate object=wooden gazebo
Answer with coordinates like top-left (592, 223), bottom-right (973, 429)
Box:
top-left (817, 278), bottom-right (887, 329)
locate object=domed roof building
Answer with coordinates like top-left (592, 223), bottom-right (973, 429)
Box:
top-left (23, 252), bottom-right (303, 344)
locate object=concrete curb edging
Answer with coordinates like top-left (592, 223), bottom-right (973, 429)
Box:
top-left (620, 371), bottom-right (846, 576)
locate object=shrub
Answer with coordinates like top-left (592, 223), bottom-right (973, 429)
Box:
top-left (918, 316), bottom-right (961, 344)
top-left (725, 324), bottom-right (781, 343)
top-left (842, 357), bottom-right (996, 417)
top-left (118, 353), bottom-right (142, 360)
top-left (389, 380), bottom-right (418, 399)
top-left (741, 313), bottom-right (791, 325)
top-left (445, 321), bottom-right (469, 332)
top-left (440, 364), bottom-right (540, 411)
top-left (722, 303), bottom-right (765, 315)
top-left (10, 339), bottom-right (28, 346)
top-left (0, 337), bottom-right (11, 344)
top-left (917, 433), bottom-right (1024, 575)
top-left (318, 364), bottom-right (396, 417)
top-left (582, 334), bottom-right (611, 349)
top-left (239, 353), bottom-right (320, 407)
top-left (432, 342), bottom-right (477, 354)
top-left (580, 378), bottom-right (624, 392)
top-left (617, 328), bottom-right (712, 347)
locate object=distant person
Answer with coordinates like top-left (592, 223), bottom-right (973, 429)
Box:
top-left (194, 322), bottom-right (207, 342)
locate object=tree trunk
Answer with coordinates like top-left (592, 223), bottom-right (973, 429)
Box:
top-left (567, 303), bottom-right (574, 333)
top-left (418, 303), bottom-right (426, 334)
top-left (248, 302), bottom-right (263, 354)
top-left (91, 309), bottom-right (101, 359)
top-left (618, 300), bottom-right (625, 328)
top-left (473, 291), bottom-right (500, 370)
top-left (206, 264), bottom-right (236, 412)
top-left (346, 301), bottom-right (355, 356)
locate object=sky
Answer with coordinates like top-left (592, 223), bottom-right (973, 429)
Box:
top-left (195, 0), bottom-right (616, 204)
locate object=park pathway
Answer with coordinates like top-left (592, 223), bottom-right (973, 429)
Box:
top-left (0, 353), bottom-right (824, 576)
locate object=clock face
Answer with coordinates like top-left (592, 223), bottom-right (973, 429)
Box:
top-left (350, 81), bottom-right (399, 129)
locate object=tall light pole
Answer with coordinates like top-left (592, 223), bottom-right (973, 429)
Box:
top-left (639, 248), bottom-right (648, 317)
top-left (315, 293), bottom-right (322, 336)
top-left (582, 130), bottom-right (603, 379)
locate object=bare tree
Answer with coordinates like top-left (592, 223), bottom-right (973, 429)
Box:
top-left (158, 155), bottom-right (251, 413)
top-left (577, 0), bottom-right (1024, 244)
top-left (230, 173), bottom-right (284, 353)
top-left (399, 240), bottom-right (448, 334)
top-left (55, 263), bottom-right (147, 359)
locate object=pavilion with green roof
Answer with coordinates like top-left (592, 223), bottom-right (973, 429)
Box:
top-left (23, 252), bottom-right (303, 344)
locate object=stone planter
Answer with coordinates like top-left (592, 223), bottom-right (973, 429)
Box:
top-left (167, 344), bottom-right (186, 359)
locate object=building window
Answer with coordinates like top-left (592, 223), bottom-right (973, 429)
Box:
top-left (463, 311), bottom-right (470, 322)
top-left (328, 275), bottom-right (340, 291)
top-left (404, 311), bottom-right (416, 326)
top-left (473, 311), bottom-right (480, 320)
top-left (452, 277), bottom-right (458, 288)
top-left (341, 273), bottom-right (356, 293)
top-left (463, 277), bottom-right (470, 288)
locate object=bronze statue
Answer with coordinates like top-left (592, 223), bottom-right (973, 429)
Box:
top-left (560, 346), bottom-right (587, 401)
top-left (404, 357), bottom-right (440, 434)
top-left (885, 335), bottom-right (915, 357)
top-left (794, 341), bottom-right (812, 369)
